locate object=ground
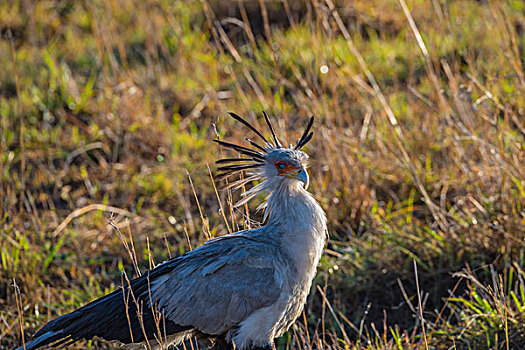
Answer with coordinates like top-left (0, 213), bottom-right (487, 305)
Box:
top-left (1, 0), bottom-right (525, 349)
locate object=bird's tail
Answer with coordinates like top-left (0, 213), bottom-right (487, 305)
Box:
top-left (17, 269), bottom-right (190, 349)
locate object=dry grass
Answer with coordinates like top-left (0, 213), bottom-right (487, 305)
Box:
top-left (1, 0), bottom-right (525, 349)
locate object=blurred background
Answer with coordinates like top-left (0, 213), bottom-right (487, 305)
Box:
top-left (1, 0), bottom-right (525, 349)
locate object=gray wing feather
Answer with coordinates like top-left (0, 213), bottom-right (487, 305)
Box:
top-left (150, 229), bottom-right (283, 335)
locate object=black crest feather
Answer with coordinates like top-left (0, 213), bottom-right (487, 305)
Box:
top-left (228, 112), bottom-right (271, 148)
top-left (295, 116), bottom-right (315, 150)
top-left (262, 111), bottom-right (282, 148)
top-left (214, 112), bottom-right (315, 179)
top-left (213, 140), bottom-right (265, 160)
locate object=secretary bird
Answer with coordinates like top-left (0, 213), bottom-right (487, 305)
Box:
top-left (19, 112), bottom-right (327, 350)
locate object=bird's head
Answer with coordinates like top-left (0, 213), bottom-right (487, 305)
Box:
top-left (264, 148), bottom-right (309, 189)
top-left (214, 112), bottom-right (314, 198)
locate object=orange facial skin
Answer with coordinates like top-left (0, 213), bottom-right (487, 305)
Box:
top-left (274, 161), bottom-right (299, 175)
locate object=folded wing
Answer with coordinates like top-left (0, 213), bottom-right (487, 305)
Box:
top-left (22, 230), bottom-right (283, 349)
top-left (152, 232), bottom-right (283, 335)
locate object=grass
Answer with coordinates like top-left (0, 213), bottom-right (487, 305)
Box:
top-left (1, 0), bottom-right (525, 349)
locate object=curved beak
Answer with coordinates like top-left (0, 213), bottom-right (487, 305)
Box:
top-left (287, 168), bottom-right (309, 189)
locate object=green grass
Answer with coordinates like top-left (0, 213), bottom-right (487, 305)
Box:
top-left (1, 0), bottom-right (525, 349)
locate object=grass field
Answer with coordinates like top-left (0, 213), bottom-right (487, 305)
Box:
top-left (1, 0), bottom-right (525, 349)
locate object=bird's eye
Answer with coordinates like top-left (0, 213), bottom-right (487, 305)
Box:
top-left (276, 162), bottom-right (286, 169)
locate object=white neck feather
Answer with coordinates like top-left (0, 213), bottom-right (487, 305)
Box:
top-left (263, 178), bottom-right (327, 285)
top-left (266, 180), bottom-right (315, 224)
top-left (239, 176), bottom-right (326, 230)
